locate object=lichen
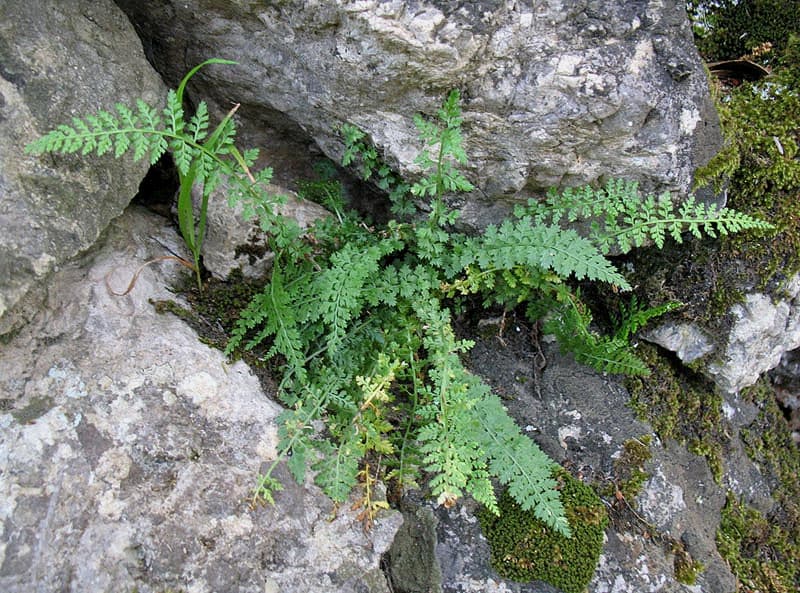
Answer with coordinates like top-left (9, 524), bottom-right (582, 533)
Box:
top-left (478, 469), bottom-right (608, 593)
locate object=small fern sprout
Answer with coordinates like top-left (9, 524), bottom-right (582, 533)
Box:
top-left (26, 58), bottom-right (283, 291)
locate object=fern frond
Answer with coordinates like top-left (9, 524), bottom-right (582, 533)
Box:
top-left (415, 304), bottom-right (495, 509)
top-left (473, 390), bottom-right (570, 537)
top-left (25, 100), bottom-right (170, 166)
top-left (525, 179), bottom-right (773, 255)
top-left (227, 264), bottom-right (308, 380)
top-left (535, 293), bottom-right (652, 376)
top-left (612, 297), bottom-right (683, 342)
top-left (305, 243), bottom-right (384, 354)
top-left (188, 101), bottom-right (210, 143)
top-left (464, 218), bottom-right (631, 290)
top-left (313, 434), bottom-right (362, 503)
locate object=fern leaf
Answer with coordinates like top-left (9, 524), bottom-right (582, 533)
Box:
top-left (467, 218), bottom-right (631, 290)
top-left (311, 243), bottom-right (382, 353)
top-left (188, 101), bottom-right (210, 143)
top-left (538, 296), bottom-right (651, 376)
top-left (148, 134), bottom-right (169, 165)
top-left (613, 297), bottom-right (682, 342)
top-left (473, 392), bottom-right (571, 537)
top-left (313, 436), bottom-right (361, 503)
top-left (164, 90), bottom-right (185, 136)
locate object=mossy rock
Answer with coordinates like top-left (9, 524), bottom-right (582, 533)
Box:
top-left (478, 469), bottom-right (608, 593)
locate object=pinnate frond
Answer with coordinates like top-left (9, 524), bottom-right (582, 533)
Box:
top-left (525, 179), bottom-right (773, 255)
top-left (473, 390), bottom-right (570, 536)
top-left (461, 218), bottom-right (631, 290)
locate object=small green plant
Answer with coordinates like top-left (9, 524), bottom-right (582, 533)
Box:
top-left (226, 90), bottom-right (770, 537)
top-left (25, 58), bottom-right (282, 290)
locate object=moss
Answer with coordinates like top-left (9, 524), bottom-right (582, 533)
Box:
top-left (604, 436), bottom-right (652, 501)
top-left (691, 29), bottom-right (800, 294)
top-left (715, 378), bottom-right (800, 593)
top-left (151, 270), bottom-right (263, 350)
top-left (717, 494), bottom-right (798, 593)
top-left (625, 344), bottom-right (726, 482)
top-left (672, 539), bottom-right (705, 585)
top-left (478, 469), bottom-right (608, 593)
top-left (689, 0), bottom-right (800, 62)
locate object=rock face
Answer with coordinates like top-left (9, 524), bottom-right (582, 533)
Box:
top-left (0, 0), bottom-right (166, 335)
top-left (198, 178), bottom-right (330, 280)
top-left (113, 0), bottom-right (720, 228)
top-left (384, 330), bottom-right (764, 593)
top-left (0, 207), bottom-right (401, 593)
top-left (646, 273), bottom-right (800, 394)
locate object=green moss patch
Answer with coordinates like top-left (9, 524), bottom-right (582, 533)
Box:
top-left (606, 436), bottom-right (653, 502)
top-left (478, 469), bottom-right (608, 593)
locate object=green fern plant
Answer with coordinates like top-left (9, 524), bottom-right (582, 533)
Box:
top-left (27, 65), bottom-right (771, 540)
top-left (25, 58), bottom-right (282, 290)
top-left (225, 89), bottom-right (771, 538)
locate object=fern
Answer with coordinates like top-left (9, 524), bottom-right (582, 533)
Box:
top-left (473, 391), bottom-right (569, 536)
top-left (25, 58), bottom-right (287, 290)
top-left (224, 89), bottom-right (772, 537)
top-left (458, 217), bottom-right (631, 288)
top-left (522, 178), bottom-right (773, 255)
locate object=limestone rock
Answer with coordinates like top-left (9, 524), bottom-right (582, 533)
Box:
top-left (706, 276), bottom-right (800, 393)
top-left (383, 331), bottom-right (749, 593)
top-left (646, 273), bottom-right (800, 394)
top-left (114, 0), bottom-right (720, 228)
top-left (0, 207), bottom-right (401, 593)
top-left (0, 0), bottom-right (166, 335)
top-left (198, 177), bottom-right (330, 280)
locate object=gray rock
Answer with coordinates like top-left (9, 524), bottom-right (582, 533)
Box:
top-left (382, 327), bottom-right (746, 593)
top-left (198, 177), bottom-right (330, 280)
top-left (0, 206), bottom-right (401, 593)
top-left (385, 496), bottom-right (443, 593)
top-left (113, 0), bottom-right (720, 228)
top-left (707, 275), bottom-right (800, 393)
top-left (0, 0), bottom-right (166, 336)
top-left (643, 323), bottom-right (715, 363)
top-left (649, 273), bottom-right (800, 394)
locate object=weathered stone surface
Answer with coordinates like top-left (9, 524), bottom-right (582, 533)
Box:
top-left (647, 273), bottom-right (800, 394)
top-left (0, 0), bottom-right (166, 335)
top-left (707, 276), bottom-right (800, 393)
top-left (643, 322), bottom-right (715, 363)
top-left (199, 177), bottom-right (330, 280)
top-left (114, 0), bottom-right (720, 228)
top-left (769, 349), bottom-right (800, 443)
top-left (0, 206), bottom-right (401, 593)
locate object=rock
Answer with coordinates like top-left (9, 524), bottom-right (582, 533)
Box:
top-left (0, 0), bottom-right (167, 336)
top-left (198, 174), bottom-right (330, 280)
top-left (113, 0), bottom-right (720, 228)
top-left (647, 273), bottom-right (800, 394)
top-left (707, 276), bottom-right (800, 393)
top-left (0, 206), bottom-right (401, 593)
top-left (769, 349), bottom-right (800, 443)
top-left (643, 323), bottom-right (715, 363)
top-left (381, 325), bottom-right (757, 593)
